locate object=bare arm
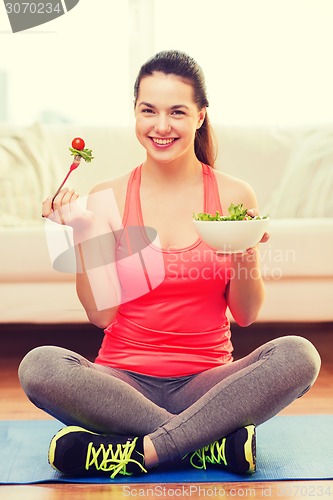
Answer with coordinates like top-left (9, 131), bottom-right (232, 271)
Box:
top-left (217, 175), bottom-right (268, 326)
top-left (226, 246), bottom-right (266, 327)
top-left (43, 184), bottom-right (122, 329)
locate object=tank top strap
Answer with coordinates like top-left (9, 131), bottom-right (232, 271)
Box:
top-left (122, 164), bottom-right (142, 228)
top-left (202, 163), bottom-right (223, 215)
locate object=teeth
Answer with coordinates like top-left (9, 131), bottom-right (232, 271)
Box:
top-left (152, 138), bottom-right (175, 145)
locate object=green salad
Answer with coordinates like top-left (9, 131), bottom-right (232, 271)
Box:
top-left (193, 203), bottom-right (268, 221)
top-left (69, 147), bottom-right (94, 163)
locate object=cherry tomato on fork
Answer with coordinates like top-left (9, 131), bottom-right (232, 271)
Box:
top-left (71, 137), bottom-right (85, 151)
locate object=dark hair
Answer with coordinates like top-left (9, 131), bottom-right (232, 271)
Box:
top-left (134, 50), bottom-right (217, 167)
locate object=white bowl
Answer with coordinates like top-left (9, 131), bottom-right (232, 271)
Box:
top-left (193, 218), bottom-right (270, 253)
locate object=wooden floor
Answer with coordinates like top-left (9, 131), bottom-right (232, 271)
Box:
top-left (1, 322), bottom-right (333, 499)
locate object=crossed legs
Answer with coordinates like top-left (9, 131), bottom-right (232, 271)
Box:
top-left (18, 335), bottom-right (321, 468)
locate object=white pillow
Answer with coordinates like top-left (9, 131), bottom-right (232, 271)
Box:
top-left (264, 127), bottom-right (333, 218)
top-left (0, 123), bottom-right (62, 226)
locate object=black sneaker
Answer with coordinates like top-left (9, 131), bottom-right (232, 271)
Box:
top-left (183, 425), bottom-right (256, 474)
top-left (48, 426), bottom-right (147, 479)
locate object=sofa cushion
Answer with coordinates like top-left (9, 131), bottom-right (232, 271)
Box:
top-left (214, 125), bottom-right (300, 209)
top-left (1, 218), bottom-right (332, 282)
top-left (0, 227), bottom-right (73, 282)
top-left (264, 127), bottom-right (333, 217)
top-left (0, 123), bottom-right (62, 226)
top-left (260, 218), bottom-right (333, 278)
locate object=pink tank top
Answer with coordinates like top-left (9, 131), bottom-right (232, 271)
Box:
top-left (95, 163), bottom-right (233, 376)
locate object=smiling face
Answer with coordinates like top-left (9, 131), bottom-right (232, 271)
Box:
top-left (134, 72), bottom-right (206, 166)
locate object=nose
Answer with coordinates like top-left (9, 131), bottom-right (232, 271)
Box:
top-left (154, 114), bottom-right (171, 135)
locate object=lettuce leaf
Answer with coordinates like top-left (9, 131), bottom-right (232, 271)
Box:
top-left (193, 203), bottom-right (267, 221)
top-left (69, 147), bottom-right (94, 163)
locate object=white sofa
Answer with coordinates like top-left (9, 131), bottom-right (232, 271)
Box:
top-left (1, 122), bottom-right (333, 324)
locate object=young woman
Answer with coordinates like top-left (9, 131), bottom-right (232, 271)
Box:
top-left (18, 50), bottom-right (321, 479)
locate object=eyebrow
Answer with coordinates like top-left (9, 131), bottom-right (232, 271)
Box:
top-left (138, 101), bottom-right (189, 110)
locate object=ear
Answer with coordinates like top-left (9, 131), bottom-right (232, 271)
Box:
top-left (197, 107), bottom-right (206, 129)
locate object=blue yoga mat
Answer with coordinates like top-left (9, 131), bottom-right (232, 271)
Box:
top-left (0, 415), bottom-right (332, 484)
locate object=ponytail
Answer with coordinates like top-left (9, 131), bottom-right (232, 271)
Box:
top-left (195, 113), bottom-right (217, 167)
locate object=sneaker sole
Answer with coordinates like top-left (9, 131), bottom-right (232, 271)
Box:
top-left (244, 424), bottom-right (256, 474)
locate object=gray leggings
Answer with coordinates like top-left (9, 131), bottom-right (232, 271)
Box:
top-left (18, 335), bottom-right (320, 465)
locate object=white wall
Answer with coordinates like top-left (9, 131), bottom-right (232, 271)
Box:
top-left (0, 0), bottom-right (131, 125)
top-left (0, 0), bottom-right (332, 126)
top-left (152, 0), bottom-right (333, 126)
